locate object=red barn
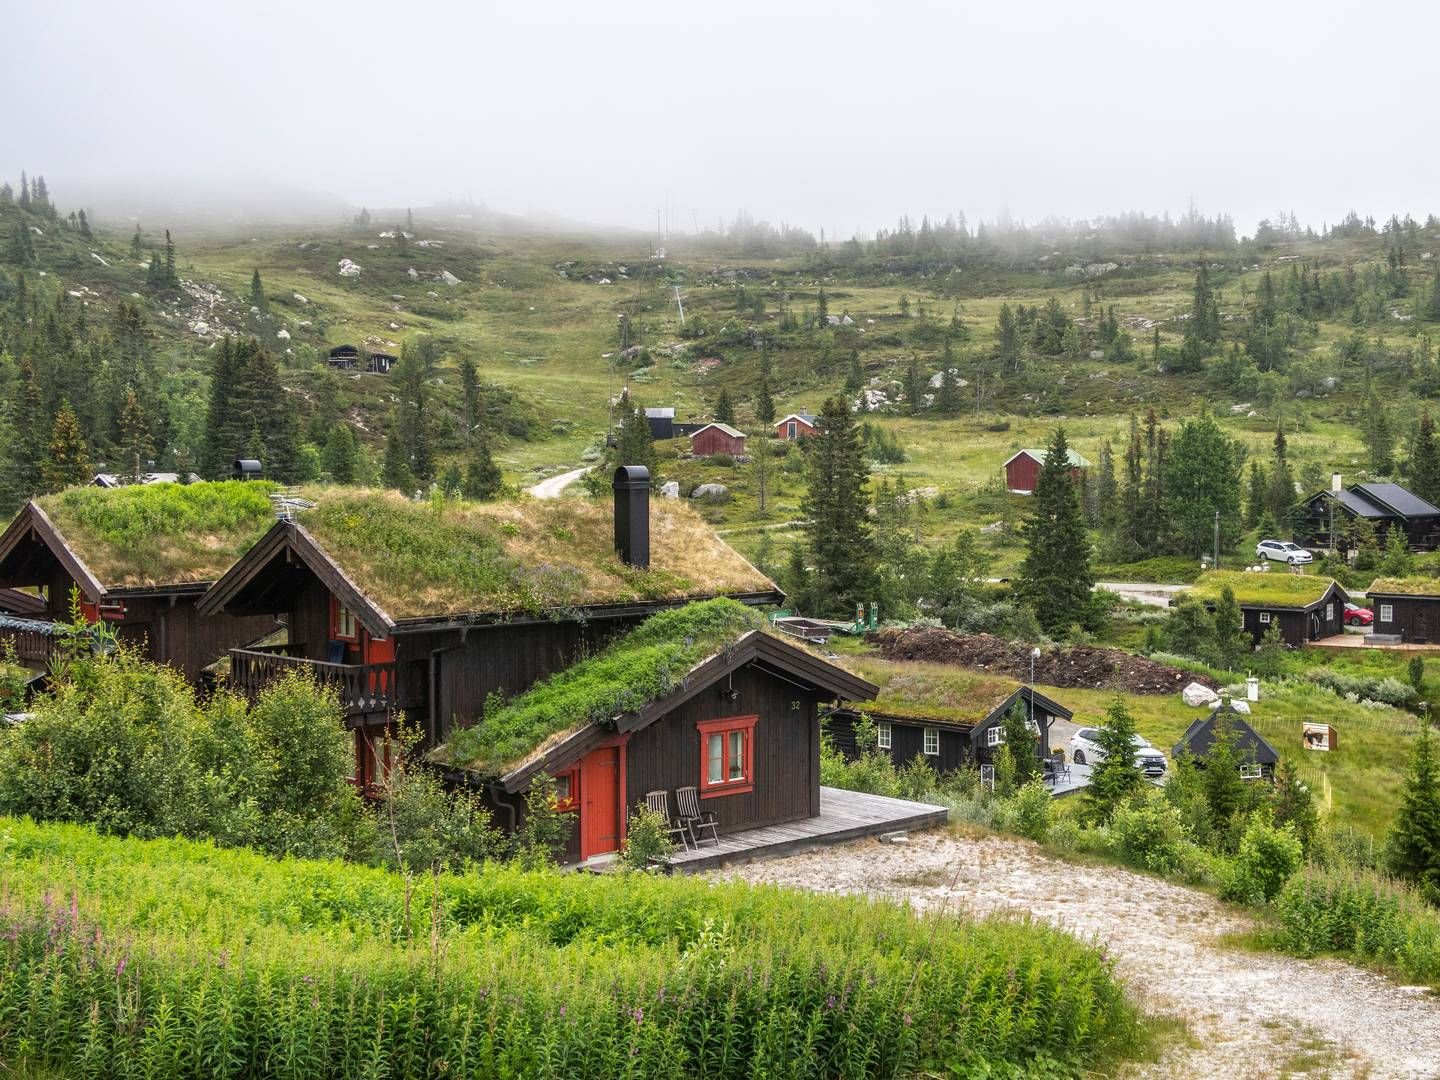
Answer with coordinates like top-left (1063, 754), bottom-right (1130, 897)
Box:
top-left (775, 413), bottom-right (818, 440)
top-left (1003, 448), bottom-right (1090, 494)
top-left (690, 423), bottom-right (747, 457)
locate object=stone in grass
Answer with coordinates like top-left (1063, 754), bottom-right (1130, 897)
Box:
top-left (691, 483), bottom-right (728, 499)
top-left (1182, 681), bottom-right (1220, 708)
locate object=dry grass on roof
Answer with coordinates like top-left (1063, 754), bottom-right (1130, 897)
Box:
top-left (840, 655), bottom-right (1019, 725)
top-left (292, 487), bottom-right (774, 620)
top-left (1367, 576), bottom-right (1440, 597)
top-left (36, 481), bottom-right (281, 587)
top-left (1188, 570), bottom-right (1337, 608)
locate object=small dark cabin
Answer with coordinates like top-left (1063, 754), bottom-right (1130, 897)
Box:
top-left (644, 407), bottom-right (676, 440)
top-left (1187, 571), bottom-right (1347, 648)
top-left (367, 351), bottom-right (397, 375)
top-left (327, 344), bottom-right (360, 370)
top-left (1298, 481), bottom-right (1440, 553)
top-left (1173, 701), bottom-right (1279, 780)
top-left (1365, 578), bottom-right (1440, 643)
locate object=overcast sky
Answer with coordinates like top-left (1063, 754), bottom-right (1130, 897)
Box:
top-left (4, 0), bottom-right (1435, 237)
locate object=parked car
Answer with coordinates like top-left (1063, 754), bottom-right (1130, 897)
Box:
top-left (1069, 728), bottom-right (1168, 776)
top-left (1255, 539), bottom-right (1313, 565)
top-left (1344, 601), bottom-right (1374, 627)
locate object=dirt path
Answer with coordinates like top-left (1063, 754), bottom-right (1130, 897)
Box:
top-left (714, 831), bottom-right (1440, 1078)
top-left (526, 466), bottom-right (590, 499)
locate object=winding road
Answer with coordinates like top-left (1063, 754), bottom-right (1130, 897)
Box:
top-left (526, 466), bottom-right (591, 499)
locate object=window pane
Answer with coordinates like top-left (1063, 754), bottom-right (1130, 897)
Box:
top-left (728, 730), bottom-right (745, 780)
top-left (707, 733), bottom-right (723, 783)
top-left (554, 774), bottom-right (571, 801)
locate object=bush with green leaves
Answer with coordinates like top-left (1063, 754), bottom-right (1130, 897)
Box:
top-left (0, 816), bottom-right (1144, 1078)
top-left (619, 803), bottom-right (677, 870)
top-left (1221, 816), bottom-right (1303, 904)
top-left (1109, 794), bottom-right (1188, 875)
top-left (1003, 778), bottom-right (1052, 842)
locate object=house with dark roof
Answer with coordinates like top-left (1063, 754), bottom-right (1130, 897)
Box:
top-left (1365, 577), bottom-right (1440, 643)
top-left (644, 407), bottom-right (677, 440)
top-left (0, 483), bottom-right (283, 681)
top-left (1186, 570), bottom-right (1348, 647)
top-left (1003, 448), bottom-right (1092, 495)
top-left (1173, 701), bottom-right (1280, 780)
top-left (1298, 481), bottom-right (1440, 553)
top-left (823, 658), bottom-right (1071, 771)
top-left (326, 344), bottom-right (360, 370)
top-left (199, 468), bottom-right (783, 794)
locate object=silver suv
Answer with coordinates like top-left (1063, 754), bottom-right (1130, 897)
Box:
top-left (1255, 539), bottom-right (1312, 565)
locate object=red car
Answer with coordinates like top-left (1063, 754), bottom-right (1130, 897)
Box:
top-left (1345, 602), bottom-right (1373, 627)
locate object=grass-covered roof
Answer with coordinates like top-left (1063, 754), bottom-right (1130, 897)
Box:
top-left (37, 481), bottom-right (281, 587)
top-left (1367, 576), bottom-right (1440, 597)
top-left (435, 598), bottom-right (766, 775)
top-left (291, 488), bottom-right (774, 620)
top-left (1188, 570), bottom-right (1338, 608)
top-left (839, 656), bottom-right (1020, 725)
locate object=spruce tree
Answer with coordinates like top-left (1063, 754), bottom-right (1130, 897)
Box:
top-left (713, 388), bottom-right (735, 424)
top-left (9, 357), bottom-right (45, 497)
top-left (1387, 723), bottom-right (1440, 903)
top-left (381, 410), bottom-right (415, 493)
top-left (117, 387), bottom-right (153, 483)
top-left (41, 401), bottom-right (90, 492)
top-left (800, 397), bottom-right (874, 617)
top-left (249, 269), bottom-right (268, 311)
top-left (1211, 586), bottom-right (1251, 669)
top-left (1084, 696), bottom-right (1143, 824)
top-left (754, 376), bottom-right (775, 427)
top-left (463, 432), bottom-right (505, 501)
top-left (1245, 461), bottom-right (1269, 528)
top-left (1366, 393), bottom-right (1395, 475)
top-left (844, 349), bottom-right (863, 394)
top-left (130, 225), bottom-right (143, 259)
top-left (320, 424), bottom-right (358, 483)
top-left (77, 209), bottom-right (91, 238)
top-left (163, 229), bottom-right (177, 286)
top-left (1016, 427), bottom-right (1094, 635)
top-left (1267, 423), bottom-right (1297, 527)
top-left (613, 401), bottom-right (657, 475)
top-left (1000, 703), bottom-right (1039, 784)
top-left (903, 358), bottom-right (920, 414)
top-left (459, 356), bottom-right (481, 447)
top-left (936, 364), bottom-right (961, 418)
top-left (1095, 440), bottom-right (1118, 533)
top-left (1412, 411), bottom-right (1440, 505)
top-left (815, 289), bottom-right (829, 326)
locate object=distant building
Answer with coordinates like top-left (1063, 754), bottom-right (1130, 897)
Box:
top-left (1173, 701), bottom-right (1279, 781)
top-left (690, 423), bottom-right (746, 457)
top-left (1003, 448), bottom-right (1091, 495)
top-left (1185, 570), bottom-right (1348, 647)
top-left (327, 344), bottom-right (360, 370)
top-left (91, 472), bottom-right (199, 488)
top-left (775, 413), bottom-right (818, 440)
top-left (367, 351), bottom-right (396, 375)
top-left (1365, 577), bottom-right (1440, 643)
top-left (644, 407), bottom-right (676, 440)
top-left (1297, 480), bottom-right (1440, 553)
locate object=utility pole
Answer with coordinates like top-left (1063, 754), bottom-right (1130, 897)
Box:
top-left (1214, 510), bottom-right (1221, 569)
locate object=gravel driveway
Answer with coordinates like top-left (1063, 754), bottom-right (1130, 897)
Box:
top-left (714, 830), bottom-right (1440, 1078)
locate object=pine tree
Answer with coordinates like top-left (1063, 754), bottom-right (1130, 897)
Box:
top-left (1084, 696), bottom-right (1143, 824)
top-left (1245, 460), bottom-right (1269, 528)
top-left (459, 356), bottom-right (481, 447)
top-left (77, 209), bottom-right (91, 238)
top-left (754, 376), bottom-right (776, 427)
top-left (844, 349), bottom-right (863, 394)
top-left (163, 229), bottom-right (177, 286)
top-left (1016, 427), bottom-right (1094, 635)
top-left (130, 225), bottom-right (143, 259)
top-left (463, 431), bottom-right (505, 501)
top-left (1410, 411), bottom-right (1440, 506)
top-left (903, 358), bottom-right (920, 414)
top-left (320, 424), bottom-right (358, 483)
top-left (1387, 723), bottom-right (1440, 903)
top-left (117, 387), bottom-right (153, 483)
top-left (800, 397), bottom-right (874, 617)
top-left (41, 401), bottom-right (90, 492)
top-left (713, 388), bottom-right (735, 424)
top-left (1267, 423), bottom-right (1297, 527)
top-left (249, 269), bottom-right (268, 311)
top-left (613, 401), bottom-right (657, 475)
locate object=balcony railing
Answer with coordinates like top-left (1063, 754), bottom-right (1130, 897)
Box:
top-left (227, 648), bottom-right (397, 716)
top-left (0, 620), bottom-right (60, 668)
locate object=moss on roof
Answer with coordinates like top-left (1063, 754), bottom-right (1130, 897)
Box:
top-left (840, 656), bottom-right (1019, 725)
top-left (1188, 570), bottom-right (1337, 608)
top-left (435, 598), bottom-right (766, 775)
top-left (36, 481), bottom-right (281, 587)
top-left (292, 488), bottom-right (775, 620)
top-left (1367, 577), bottom-right (1440, 597)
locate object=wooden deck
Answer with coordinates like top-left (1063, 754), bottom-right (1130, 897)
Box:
top-left (1308, 633), bottom-right (1440, 654)
top-left (667, 786), bottom-right (948, 872)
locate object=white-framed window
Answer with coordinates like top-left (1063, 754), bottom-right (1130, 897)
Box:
top-left (1381, 604), bottom-right (1394, 623)
top-left (1325, 603), bottom-right (1334, 621)
top-left (923, 728), bottom-right (940, 756)
top-left (1258, 612), bottom-right (1271, 624)
top-left (787, 421), bottom-right (798, 439)
top-left (1239, 763), bottom-right (1262, 781)
top-left (986, 725), bottom-right (1003, 747)
top-left (876, 721), bottom-right (892, 750)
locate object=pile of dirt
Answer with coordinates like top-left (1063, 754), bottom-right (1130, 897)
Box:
top-left (869, 626), bottom-right (1217, 695)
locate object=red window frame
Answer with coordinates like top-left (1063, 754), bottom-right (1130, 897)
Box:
top-left (551, 766), bottom-right (579, 812)
top-left (697, 715), bottom-right (758, 798)
top-left (330, 595), bottom-right (360, 642)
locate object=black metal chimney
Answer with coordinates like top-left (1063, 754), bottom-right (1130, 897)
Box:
top-left (613, 465), bottom-right (650, 569)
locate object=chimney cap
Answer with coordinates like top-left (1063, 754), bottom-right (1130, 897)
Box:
top-left (613, 465), bottom-right (651, 487)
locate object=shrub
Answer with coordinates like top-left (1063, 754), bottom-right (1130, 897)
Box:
top-left (0, 817), bottom-right (1144, 1077)
top-left (708, 453), bottom-right (736, 467)
top-left (1004, 779), bottom-right (1052, 842)
top-left (1221, 816), bottom-right (1303, 904)
top-left (1110, 795), bottom-right (1188, 875)
top-left (619, 804), bottom-right (676, 870)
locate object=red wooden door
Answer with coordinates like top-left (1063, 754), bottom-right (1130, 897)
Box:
top-left (579, 746), bottom-right (621, 859)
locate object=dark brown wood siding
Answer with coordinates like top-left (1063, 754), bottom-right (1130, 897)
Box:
top-left (826, 711), bottom-right (972, 772)
top-left (625, 664), bottom-right (819, 834)
top-left (1371, 595), bottom-right (1440, 643)
top-left (119, 596), bottom-right (276, 682)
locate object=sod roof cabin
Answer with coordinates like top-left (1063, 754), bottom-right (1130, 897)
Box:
top-left (825, 657), bottom-right (1071, 770)
top-left (0, 482), bottom-right (284, 679)
top-left (1365, 577), bottom-right (1440, 643)
top-left (433, 598), bottom-right (876, 864)
top-left (198, 473), bottom-right (782, 794)
top-left (1173, 701), bottom-right (1279, 780)
top-left (1185, 570), bottom-right (1349, 647)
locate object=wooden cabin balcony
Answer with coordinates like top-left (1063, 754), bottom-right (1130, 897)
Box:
top-left (227, 647), bottom-right (397, 717)
top-left (0, 620), bottom-right (59, 669)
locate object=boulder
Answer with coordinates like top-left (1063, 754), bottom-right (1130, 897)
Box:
top-left (337, 258), bottom-right (362, 277)
top-left (660, 480), bottom-right (680, 499)
top-left (1182, 681), bottom-right (1220, 708)
top-left (439, 270), bottom-right (461, 286)
top-left (275, 329), bottom-right (291, 341)
top-left (691, 483), bottom-right (728, 499)
top-left (1229, 699), bottom-right (1252, 714)
top-left (292, 292), bottom-right (308, 304)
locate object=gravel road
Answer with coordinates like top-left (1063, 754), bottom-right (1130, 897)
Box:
top-left (715, 830), bottom-right (1440, 1078)
top-left (526, 466), bottom-right (590, 499)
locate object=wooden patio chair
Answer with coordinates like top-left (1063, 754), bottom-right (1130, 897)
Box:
top-left (675, 785), bottom-right (720, 847)
top-left (644, 790), bottom-right (692, 851)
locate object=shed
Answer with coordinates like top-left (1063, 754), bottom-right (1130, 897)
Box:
top-left (366, 351), bottom-right (397, 375)
top-left (644, 407), bottom-right (676, 440)
top-left (1173, 702), bottom-right (1280, 779)
top-left (1364, 577), bottom-right (1440, 643)
top-left (1003, 448), bottom-right (1091, 495)
top-left (775, 413), bottom-right (818, 441)
top-left (690, 423), bottom-right (746, 457)
top-left (1186, 570), bottom-right (1348, 647)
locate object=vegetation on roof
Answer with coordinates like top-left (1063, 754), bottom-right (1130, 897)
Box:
top-left (840, 655), bottom-right (1019, 725)
top-left (1188, 570), bottom-right (1336, 608)
top-left (36, 481), bottom-right (281, 586)
top-left (437, 598), bottom-right (765, 775)
top-left (1367, 577), bottom-right (1440, 597)
top-left (294, 488), bottom-right (774, 620)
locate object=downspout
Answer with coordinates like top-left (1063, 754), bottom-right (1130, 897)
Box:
top-left (489, 783), bottom-right (518, 833)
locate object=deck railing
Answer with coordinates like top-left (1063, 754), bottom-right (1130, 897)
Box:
top-left (228, 648), bottom-right (396, 716)
top-left (0, 624), bottom-right (58, 667)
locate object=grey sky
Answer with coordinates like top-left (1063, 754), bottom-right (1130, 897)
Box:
top-left (4, 0), bottom-right (1436, 236)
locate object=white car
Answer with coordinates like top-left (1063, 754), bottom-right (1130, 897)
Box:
top-left (1255, 539), bottom-right (1313, 565)
top-left (1069, 728), bottom-right (1168, 777)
